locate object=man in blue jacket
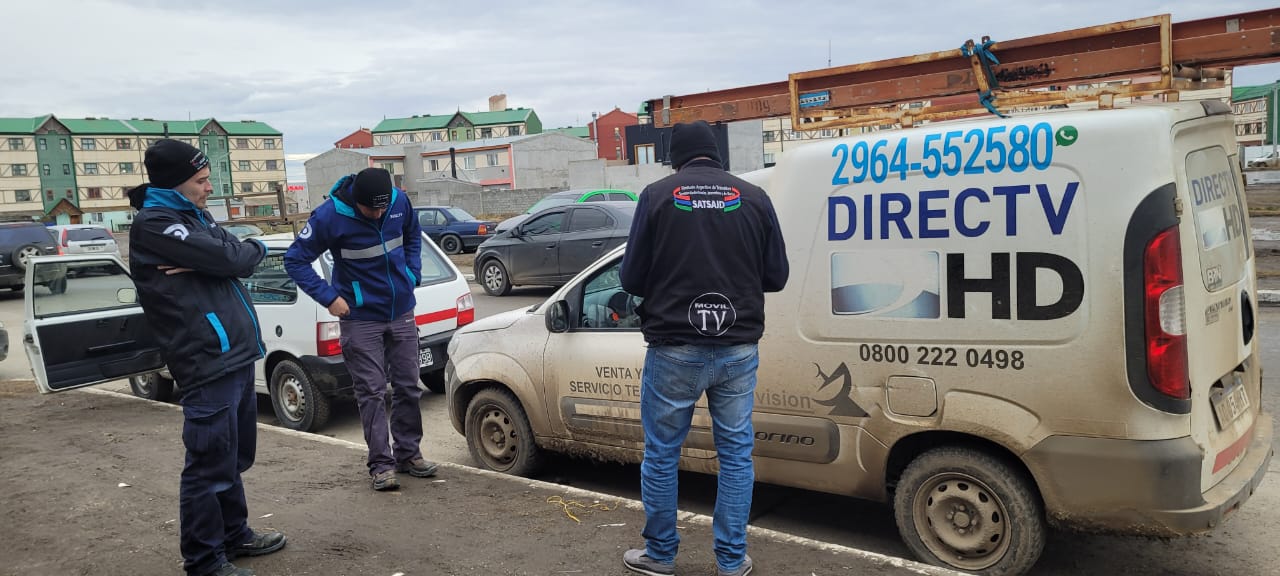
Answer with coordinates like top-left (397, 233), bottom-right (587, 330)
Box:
top-left (284, 167), bottom-right (436, 491)
top-left (619, 121), bottom-right (789, 576)
top-left (128, 139), bottom-right (286, 576)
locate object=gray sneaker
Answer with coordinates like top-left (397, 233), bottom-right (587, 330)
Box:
top-left (372, 470), bottom-right (400, 491)
top-left (717, 555), bottom-right (753, 576)
top-left (623, 548), bottom-right (675, 576)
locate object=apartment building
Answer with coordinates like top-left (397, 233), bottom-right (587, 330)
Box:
top-left (371, 94), bottom-right (542, 146)
top-left (0, 115), bottom-right (284, 226)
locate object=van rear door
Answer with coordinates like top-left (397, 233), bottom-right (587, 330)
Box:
top-left (1172, 113), bottom-right (1260, 491)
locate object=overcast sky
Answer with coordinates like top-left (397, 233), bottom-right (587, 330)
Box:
top-left (4, 0), bottom-right (1279, 181)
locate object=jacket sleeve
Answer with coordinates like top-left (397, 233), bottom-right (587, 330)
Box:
top-left (284, 212), bottom-right (341, 307)
top-left (135, 211), bottom-right (265, 278)
top-left (761, 193), bottom-right (789, 293)
top-left (401, 192), bottom-right (423, 283)
top-left (619, 189), bottom-right (653, 297)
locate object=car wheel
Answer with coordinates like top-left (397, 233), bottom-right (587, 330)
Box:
top-left (480, 259), bottom-right (511, 296)
top-left (12, 244), bottom-right (41, 271)
top-left (47, 276), bottom-right (68, 295)
top-left (894, 446), bottom-right (1046, 576)
top-left (465, 387), bottom-right (542, 476)
top-left (129, 372), bottom-right (175, 402)
top-left (269, 360), bottom-right (331, 432)
top-left (420, 370), bottom-right (446, 394)
top-left (440, 234), bottom-right (463, 255)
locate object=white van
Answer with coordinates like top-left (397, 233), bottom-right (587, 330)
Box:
top-left (443, 100), bottom-right (1271, 575)
top-left (22, 231), bottom-right (474, 433)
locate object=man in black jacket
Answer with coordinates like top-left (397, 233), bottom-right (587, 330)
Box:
top-left (619, 121), bottom-right (788, 576)
top-left (127, 139), bottom-right (286, 576)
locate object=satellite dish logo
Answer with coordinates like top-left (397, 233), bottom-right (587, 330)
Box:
top-left (831, 251), bottom-right (940, 318)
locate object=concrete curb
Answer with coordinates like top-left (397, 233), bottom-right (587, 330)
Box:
top-left (81, 387), bottom-right (965, 576)
top-left (1260, 290), bottom-right (1280, 306)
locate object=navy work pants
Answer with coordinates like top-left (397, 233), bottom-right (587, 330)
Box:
top-left (178, 364), bottom-right (257, 576)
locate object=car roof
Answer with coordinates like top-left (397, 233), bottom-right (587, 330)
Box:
top-left (49, 224), bottom-right (109, 229)
top-left (0, 222), bottom-right (47, 228)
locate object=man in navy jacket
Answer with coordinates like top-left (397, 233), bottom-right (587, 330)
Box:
top-left (285, 168), bottom-right (436, 491)
top-left (128, 139), bottom-right (286, 576)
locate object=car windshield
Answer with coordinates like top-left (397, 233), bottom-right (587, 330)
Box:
top-left (67, 228), bottom-right (112, 242)
top-left (447, 208), bottom-right (478, 221)
top-left (525, 197), bottom-right (574, 214)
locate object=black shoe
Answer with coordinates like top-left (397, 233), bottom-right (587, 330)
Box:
top-left (226, 530), bottom-right (287, 559)
top-left (204, 562), bottom-right (254, 576)
top-left (396, 457), bottom-right (439, 478)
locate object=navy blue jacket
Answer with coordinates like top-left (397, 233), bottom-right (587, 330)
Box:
top-left (127, 185), bottom-right (267, 390)
top-left (620, 159), bottom-right (789, 346)
top-left (285, 175), bottom-right (422, 322)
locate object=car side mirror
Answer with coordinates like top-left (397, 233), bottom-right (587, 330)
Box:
top-left (117, 287), bottom-right (138, 304)
top-left (546, 300), bottom-right (570, 333)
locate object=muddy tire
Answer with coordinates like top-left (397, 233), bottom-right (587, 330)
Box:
top-left (269, 360), bottom-right (331, 432)
top-left (129, 372), bottom-right (174, 402)
top-left (465, 388), bottom-right (541, 476)
top-left (440, 234), bottom-right (463, 255)
top-left (479, 258), bottom-right (511, 296)
top-left (420, 371), bottom-right (446, 394)
top-left (12, 244), bottom-right (41, 271)
top-left (47, 276), bottom-right (67, 295)
top-left (893, 446), bottom-right (1045, 576)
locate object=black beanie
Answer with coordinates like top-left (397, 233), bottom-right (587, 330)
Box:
top-left (669, 121), bottom-right (721, 169)
top-left (144, 139), bottom-right (209, 189)
top-left (352, 167), bottom-right (393, 209)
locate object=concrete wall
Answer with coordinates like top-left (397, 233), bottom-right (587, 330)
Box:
top-left (728, 119), bottom-right (765, 174)
top-left (568, 158), bottom-right (671, 191)
top-left (416, 182), bottom-right (561, 218)
top-left (511, 133), bottom-right (596, 189)
top-left (304, 148), bottom-right (370, 207)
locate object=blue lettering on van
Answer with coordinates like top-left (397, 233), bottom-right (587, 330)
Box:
top-left (830, 122), bottom-right (1055, 185)
top-left (827, 182), bottom-right (1077, 241)
top-left (1189, 170), bottom-right (1235, 207)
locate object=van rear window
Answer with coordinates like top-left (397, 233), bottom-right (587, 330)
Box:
top-left (1185, 147), bottom-right (1247, 291)
top-left (67, 228), bottom-right (112, 242)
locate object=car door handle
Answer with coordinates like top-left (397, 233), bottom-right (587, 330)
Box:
top-left (546, 244), bottom-right (557, 249)
top-left (591, 241), bottom-right (604, 247)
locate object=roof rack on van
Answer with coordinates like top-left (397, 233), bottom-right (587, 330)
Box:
top-left (646, 9), bottom-right (1280, 130)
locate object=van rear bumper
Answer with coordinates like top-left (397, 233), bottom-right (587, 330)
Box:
top-left (1023, 412), bottom-right (1272, 535)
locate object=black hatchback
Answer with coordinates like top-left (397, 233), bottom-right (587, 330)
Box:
top-left (0, 223), bottom-right (61, 291)
top-left (474, 201), bottom-right (636, 296)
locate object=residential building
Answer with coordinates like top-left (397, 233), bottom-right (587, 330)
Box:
top-left (335, 128), bottom-right (373, 149)
top-left (545, 126), bottom-right (590, 139)
top-left (0, 115), bottom-right (284, 226)
top-left (371, 94), bottom-right (542, 146)
top-left (305, 132), bottom-right (595, 209)
top-left (589, 108), bottom-right (639, 162)
top-left (1233, 84), bottom-right (1275, 147)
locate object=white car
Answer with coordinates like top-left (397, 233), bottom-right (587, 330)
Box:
top-left (22, 232), bottom-right (474, 433)
top-left (1248, 150), bottom-right (1280, 168)
top-left (47, 224), bottom-right (120, 256)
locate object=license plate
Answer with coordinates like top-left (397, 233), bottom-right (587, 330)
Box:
top-left (87, 246), bottom-right (102, 252)
top-left (418, 348), bottom-right (434, 368)
top-left (1211, 377), bottom-right (1251, 430)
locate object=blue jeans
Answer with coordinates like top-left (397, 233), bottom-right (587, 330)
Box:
top-left (640, 343), bottom-right (758, 573)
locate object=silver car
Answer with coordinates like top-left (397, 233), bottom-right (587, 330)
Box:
top-left (48, 225), bottom-right (119, 256)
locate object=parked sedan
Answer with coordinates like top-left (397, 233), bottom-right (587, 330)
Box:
top-left (415, 206), bottom-right (497, 255)
top-left (474, 201), bottom-right (635, 296)
top-left (495, 188), bottom-right (636, 233)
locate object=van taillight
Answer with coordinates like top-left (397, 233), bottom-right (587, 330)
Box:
top-left (60, 229), bottom-right (69, 247)
top-left (1144, 226), bottom-right (1188, 400)
top-left (457, 293), bottom-right (475, 327)
top-left (317, 322), bottom-right (342, 357)
top-left (478, 224), bottom-right (488, 235)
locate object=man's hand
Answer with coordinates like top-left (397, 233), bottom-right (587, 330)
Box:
top-left (328, 296), bottom-right (350, 318)
top-left (158, 265), bottom-right (195, 275)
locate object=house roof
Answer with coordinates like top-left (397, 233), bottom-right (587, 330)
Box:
top-left (373, 108), bottom-right (539, 133)
top-left (0, 116), bottom-right (280, 136)
top-left (462, 108), bottom-right (536, 126)
top-left (546, 126), bottom-right (590, 138)
top-left (1233, 84), bottom-right (1278, 102)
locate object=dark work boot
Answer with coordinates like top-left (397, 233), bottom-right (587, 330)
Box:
top-left (204, 562), bottom-right (254, 576)
top-left (226, 530), bottom-right (287, 559)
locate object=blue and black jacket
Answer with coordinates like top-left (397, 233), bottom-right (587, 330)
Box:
top-left (126, 184), bottom-right (267, 391)
top-left (284, 175), bottom-right (422, 322)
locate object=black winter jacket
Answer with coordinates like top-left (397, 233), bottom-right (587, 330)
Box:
top-left (127, 185), bottom-right (267, 391)
top-left (620, 159), bottom-right (789, 346)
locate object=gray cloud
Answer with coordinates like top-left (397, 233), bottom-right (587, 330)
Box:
top-left (4, 0), bottom-right (1277, 181)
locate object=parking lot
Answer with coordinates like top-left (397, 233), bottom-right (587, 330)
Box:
top-left (2, 266), bottom-right (1279, 575)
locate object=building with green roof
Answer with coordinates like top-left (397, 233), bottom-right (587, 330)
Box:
top-left (372, 105), bottom-right (541, 146)
top-left (1232, 84), bottom-right (1278, 146)
top-left (0, 114), bottom-right (285, 226)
